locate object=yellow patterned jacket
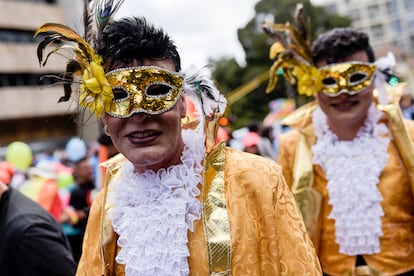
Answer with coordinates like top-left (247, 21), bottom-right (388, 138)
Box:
top-left (76, 143), bottom-right (321, 275)
top-left (278, 101), bottom-right (414, 275)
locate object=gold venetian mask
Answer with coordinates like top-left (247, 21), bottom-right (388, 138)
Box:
top-left (105, 66), bottom-right (184, 118)
top-left (318, 62), bottom-right (377, 97)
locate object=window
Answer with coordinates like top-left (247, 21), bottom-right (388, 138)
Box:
top-left (368, 5), bottom-right (380, 19)
top-left (410, 35), bottom-right (414, 50)
top-left (347, 9), bottom-right (360, 22)
top-left (14, 0), bottom-right (57, 3)
top-left (390, 20), bottom-right (402, 34)
top-left (0, 29), bottom-right (35, 43)
top-left (408, 14), bottom-right (414, 30)
top-left (371, 24), bottom-right (384, 38)
top-left (325, 4), bottom-right (338, 14)
top-left (386, 0), bottom-right (398, 15)
top-left (0, 73), bottom-right (60, 87)
top-left (404, 0), bottom-right (414, 10)
top-left (393, 38), bottom-right (405, 49)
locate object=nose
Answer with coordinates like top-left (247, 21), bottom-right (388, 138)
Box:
top-left (131, 112), bottom-right (148, 123)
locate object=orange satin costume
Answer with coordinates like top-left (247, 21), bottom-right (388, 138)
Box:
top-left (278, 101), bottom-right (414, 275)
top-left (77, 143), bottom-right (321, 275)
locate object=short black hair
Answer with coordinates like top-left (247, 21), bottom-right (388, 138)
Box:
top-left (311, 28), bottom-right (375, 65)
top-left (95, 17), bottom-right (181, 72)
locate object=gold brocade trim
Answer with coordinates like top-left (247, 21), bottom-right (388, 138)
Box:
top-left (100, 154), bottom-right (124, 276)
top-left (204, 114), bottom-right (220, 154)
top-left (377, 103), bottom-right (414, 192)
top-left (284, 101), bottom-right (323, 246)
top-left (343, 265), bottom-right (382, 276)
top-left (280, 100), bottom-right (318, 130)
top-left (292, 126), bottom-right (323, 249)
top-left (202, 142), bottom-right (232, 275)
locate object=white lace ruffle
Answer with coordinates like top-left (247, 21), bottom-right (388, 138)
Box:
top-left (108, 128), bottom-right (205, 275)
top-left (312, 103), bottom-right (390, 255)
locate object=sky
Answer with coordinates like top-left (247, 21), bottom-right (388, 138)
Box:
top-left (116, 0), bottom-right (326, 70)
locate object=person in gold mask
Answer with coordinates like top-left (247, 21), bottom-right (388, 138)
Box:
top-left (34, 1), bottom-right (321, 275)
top-left (263, 11), bottom-right (414, 276)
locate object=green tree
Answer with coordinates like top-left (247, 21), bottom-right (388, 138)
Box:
top-left (212, 0), bottom-right (351, 129)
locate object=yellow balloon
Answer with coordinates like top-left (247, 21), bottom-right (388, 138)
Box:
top-left (57, 172), bottom-right (74, 189)
top-left (6, 141), bottom-right (33, 171)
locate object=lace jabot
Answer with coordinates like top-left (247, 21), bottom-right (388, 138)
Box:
top-left (108, 128), bottom-right (206, 275)
top-left (312, 103), bottom-right (390, 255)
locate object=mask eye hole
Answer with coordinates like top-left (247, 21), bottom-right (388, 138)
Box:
top-left (322, 77), bottom-right (337, 86)
top-left (146, 83), bottom-right (172, 96)
top-left (349, 72), bottom-right (368, 84)
top-left (112, 88), bottom-right (129, 101)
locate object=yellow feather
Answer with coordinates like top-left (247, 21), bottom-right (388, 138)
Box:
top-left (34, 23), bottom-right (95, 58)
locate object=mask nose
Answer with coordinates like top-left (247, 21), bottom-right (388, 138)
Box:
top-left (133, 91), bottom-right (144, 106)
top-left (324, 88), bottom-right (351, 97)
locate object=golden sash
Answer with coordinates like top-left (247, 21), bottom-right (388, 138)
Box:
top-left (202, 141), bottom-right (231, 275)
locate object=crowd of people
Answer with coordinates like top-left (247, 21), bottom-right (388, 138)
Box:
top-left (1, 1), bottom-right (414, 276)
top-left (0, 131), bottom-right (117, 273)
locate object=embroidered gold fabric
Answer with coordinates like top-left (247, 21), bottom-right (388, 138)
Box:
top-left (377, 103), bottom-right (414, 195)
top-left (278, 100), bottom-right (414, 275)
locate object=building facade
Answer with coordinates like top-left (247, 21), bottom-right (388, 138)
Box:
top-left (322, 0), bottom-right (414, 53)
top-left (0, 0), bottom-right (99, 156)
top-left (321, 0), bottom-right (414, 95)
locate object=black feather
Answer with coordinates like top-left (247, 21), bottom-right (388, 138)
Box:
top-left (59, 60), bottom-right (82, 102)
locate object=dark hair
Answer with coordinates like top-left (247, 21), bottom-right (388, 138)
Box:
top-left (261, 126), bottom-right (274, 140)
top-left (246, 121), bottom-right (261, 133)
top-left (311, 28), bottom-right (375, 64)
top-left (73, 156), bottom-right (89, 167)
top-left (95, 17), bottom-right (181, 72)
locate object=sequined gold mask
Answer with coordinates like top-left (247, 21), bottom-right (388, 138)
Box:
top-left (105, 66), bottom-right (184, 118)
top-left (318, 62), bottom-right (377, 97)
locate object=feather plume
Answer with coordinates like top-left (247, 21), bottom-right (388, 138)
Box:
top-left (61, 60), bottom-right (82, 102)
top-left (293, 3), bottom-right (309, 43)
top-left (94, 0), bottom-right (125, 32)
top-left (83, 0), bottom-right (96, 45)
top-left (34, 0), bottom-right (124, 115)
top-left (261, 3), bottom-right (321, 95)
top-left (34, 23), bottom-right (103, 103)
top-left (35, 23), bottom-right (95, 64)
top-left (262, 22), bottom-right (312, 65)
top-left (183, 66), bottom-right (227, 118)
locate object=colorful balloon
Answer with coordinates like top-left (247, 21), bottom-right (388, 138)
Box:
top-left (57, 172), bottom-right (74, 189)
top-left (65, 137), bottom-right (87, 162)
top-left (5, 141), bottom-right (33, 171)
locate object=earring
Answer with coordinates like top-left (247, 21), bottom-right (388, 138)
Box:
top-left (182, 114), bottom-right (190, 124)
top-left (104, 125), bottom-right (111, 136)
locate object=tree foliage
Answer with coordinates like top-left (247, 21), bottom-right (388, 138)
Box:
top-left (211, 0), bottom-right (351, 128)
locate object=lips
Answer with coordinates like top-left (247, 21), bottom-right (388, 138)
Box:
top-left (330, 100), bottom-right (358, 111)
top-left (127, 130), bottom-right (161, 144)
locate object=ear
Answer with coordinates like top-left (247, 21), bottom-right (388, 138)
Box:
top-left (101, 113), bottom-right (108, 125)
top-left (179, 95), bottom-right (187, 118)
top-left (315, 93), bottom-right (321, 103)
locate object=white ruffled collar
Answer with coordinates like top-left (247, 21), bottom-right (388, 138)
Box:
top-left (312, 103), bottom-right (390, 255)
top-left (108, 128), bottom-right (205, 275)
